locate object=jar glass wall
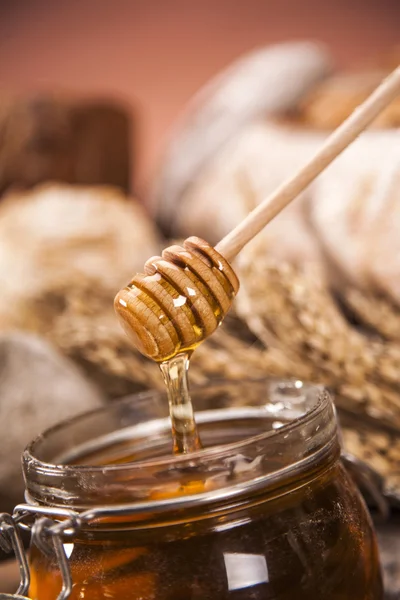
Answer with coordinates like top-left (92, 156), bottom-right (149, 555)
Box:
top-left (24, 379), bottom-right (383, 599)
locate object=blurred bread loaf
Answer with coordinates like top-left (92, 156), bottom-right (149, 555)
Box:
top-left (0, 184), bottom-right (159, 309)
top-left (295, 72), bottom-right (400, 129)
top-left (0, 94), bottom-right (131, 196)
top-left (150, 41), bottom-right (332, 235)
top-left (0, 183), bottom-right (161, 336)
top-left (309, 138), bottom-right (400, 301)
top-left (149, 42), bottom-right (400, 305)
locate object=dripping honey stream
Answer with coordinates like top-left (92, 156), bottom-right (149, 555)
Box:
top-left (159, 353), bottom-right (202, 454)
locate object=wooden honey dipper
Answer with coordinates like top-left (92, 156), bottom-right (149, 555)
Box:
top-left (115, 66), bottom-right (400, 362)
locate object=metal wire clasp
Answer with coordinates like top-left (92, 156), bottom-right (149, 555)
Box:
top-left (0, 513), bottom-right (30, 599)
top-left (0, 509), bottom-right (74, 600)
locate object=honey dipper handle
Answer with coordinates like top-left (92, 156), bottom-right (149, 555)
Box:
top-left (216, 65), bottom-right (400, 262)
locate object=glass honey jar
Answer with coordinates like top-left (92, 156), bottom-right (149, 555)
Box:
top-left (23, 379), bottom-right (382, 599)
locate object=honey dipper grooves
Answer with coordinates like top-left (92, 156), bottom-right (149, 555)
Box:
top-left (114, 237), bottom-right (239, 362)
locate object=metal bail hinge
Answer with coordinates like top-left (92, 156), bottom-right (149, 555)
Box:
top-left (0, 513), bottom-right (30, 599)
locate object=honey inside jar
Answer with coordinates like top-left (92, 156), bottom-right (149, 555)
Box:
top-left (26, 380), bottom-right (382, 600)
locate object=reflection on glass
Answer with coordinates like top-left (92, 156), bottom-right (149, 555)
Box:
top-left (63, 543), bottom-right (74, 559)
top-left (224, 552), bottom-right (269, 591)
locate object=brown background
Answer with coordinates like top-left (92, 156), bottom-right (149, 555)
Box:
top-left (1, 0), bottom-right (399, 190)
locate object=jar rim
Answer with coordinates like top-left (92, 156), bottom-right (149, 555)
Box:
top-left (23, 378), bottom-right (338, 510)
top-left (24, 378), bottom-right (329, 473)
